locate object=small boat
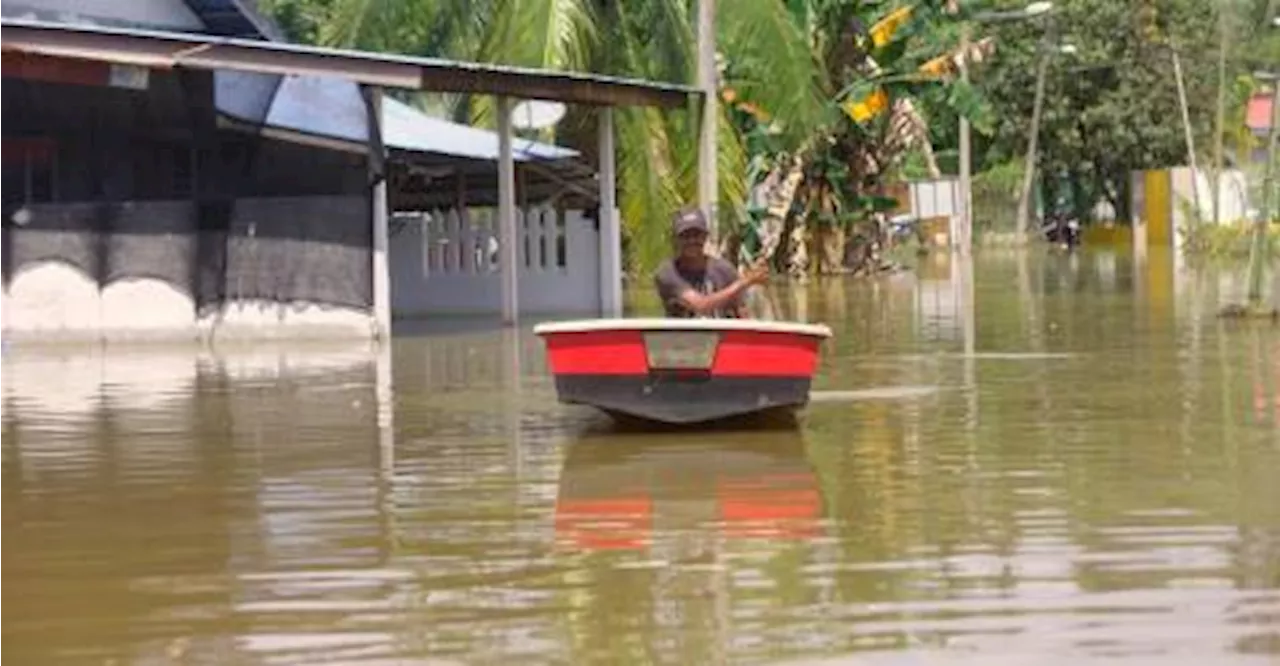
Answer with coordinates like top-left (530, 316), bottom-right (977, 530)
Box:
top-left (533, 318), bottom-right (833, 426)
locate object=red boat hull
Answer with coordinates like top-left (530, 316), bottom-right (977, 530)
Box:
top-left (535, 320), bottom-right (831, 425)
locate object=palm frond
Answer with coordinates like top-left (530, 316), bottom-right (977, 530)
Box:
top-left (617, 106), bottom-right (684, 276)
top-left (716, 0), bottom-right (828, 147)
top-left (463, 0), bottom-right (526, 127)
top-left (537, 0), bottom-right (597, 71)
top-left (316, 0), bottom-right (376, 47)
top-left (423, 0), bottom-right (495, 58)
top-left (716, 104), bottom-right (750, 254)
top-left (474, 0), bottom-right (525, 63)
top-left (651, 0), bottom-right (697, 83)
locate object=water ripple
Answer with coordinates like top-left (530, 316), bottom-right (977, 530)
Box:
top-left (5, 257), bottom-right (1280, 664)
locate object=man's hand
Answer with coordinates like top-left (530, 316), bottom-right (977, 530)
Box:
top-left (741, 258), bottom-right (770, 287)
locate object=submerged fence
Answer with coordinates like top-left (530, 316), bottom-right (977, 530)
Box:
top-left (389, 207), bottom-right (601, 317)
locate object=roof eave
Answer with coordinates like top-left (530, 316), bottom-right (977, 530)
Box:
top-left (0, 18), bottom-right (699, 108)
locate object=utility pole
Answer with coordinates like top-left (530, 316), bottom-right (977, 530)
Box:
top-left (697, 0), bottom-right (718, 250)
top-left (958, 23), bottom-right (973, 255)
top-left (1246, 76), bottom-right (1279, 304)
top-left (1213, 0), bottom-right (1228, 225)
top-left (1172, 48), bottom-right (1201, 219)
top-left (1245, 8), bottom-right (1279, 305)
top-left (961, 1), bottom-right (1057, 247)
top-left (1014, 41), bottom-right (1049, 245)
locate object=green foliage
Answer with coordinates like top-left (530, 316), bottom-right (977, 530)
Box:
top-left (258, 0), bottom-right (826, 277)
top-left (908, 0), bottom-right (1277, 231)
top-left (1233, 0), bottom-right (1280, 73)
top-left (970, 157), bottom-right (1025, 234)
top-left (945, 78), bottom-right (995, 136)
top-left (257, 0), bottom-right (330, 44)
top-left (247, 0), bottom-right (1280, 277)
top-left (975, 157), bottom-right (1025, 190)
top-left (1182, 221), bottom-right (1280, 259)
top-left (257, 0), bottom-right (1016, 275)
top-left (717, 0), bottom-right (829, 145)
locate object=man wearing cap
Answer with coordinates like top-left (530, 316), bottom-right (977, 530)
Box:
top-left (653, 206), bottom-right (769, 318)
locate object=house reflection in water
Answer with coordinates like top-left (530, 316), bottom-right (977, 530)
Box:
top-left (2, 341), bottom-right (391, 664)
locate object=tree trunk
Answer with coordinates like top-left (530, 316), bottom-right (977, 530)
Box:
top-left (815, 223), bottom-right (845, 274)
top-left (787, 215), bottom-right (811, 279)
top-left (752, 157), bottom-right (806, 269)
top-left (1113, 170), bottom-right (1132, 223)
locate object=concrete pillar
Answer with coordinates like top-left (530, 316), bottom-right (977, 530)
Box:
top-left (697, 0), bottom-right (719, 247)
top-left (364, 85), bottom-right (391, 340)
top-left (957, 23), bottom-right (972, 255)
top-left (598, 107), bottom-right (622, 317)
top-left (497, 96), bottom-right (519, 326)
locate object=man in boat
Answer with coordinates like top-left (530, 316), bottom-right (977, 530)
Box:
top-left (654, 206), bottom-right (769, 318)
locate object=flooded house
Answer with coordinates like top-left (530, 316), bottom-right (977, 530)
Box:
top-left (2, 0), bottom-right (690, 343)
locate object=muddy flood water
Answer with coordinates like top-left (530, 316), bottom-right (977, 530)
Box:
top-left (4, 250), bottom-right (1279, 665)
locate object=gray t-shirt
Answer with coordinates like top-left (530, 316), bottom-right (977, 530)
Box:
top-left (653, 257), bottom-right (743, 318)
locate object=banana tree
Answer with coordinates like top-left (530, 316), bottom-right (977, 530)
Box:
top-left (729, 0), bottom-right (996, 277)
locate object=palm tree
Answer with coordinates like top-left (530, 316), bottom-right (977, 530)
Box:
top-left (261, 0), bottom-right (827, 276)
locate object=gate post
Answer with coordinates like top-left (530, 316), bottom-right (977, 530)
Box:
top-left (598, 107), bottom-right (622, 317)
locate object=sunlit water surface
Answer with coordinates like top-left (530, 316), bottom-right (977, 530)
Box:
top-left (4, 250), bottom-right (1279, 664)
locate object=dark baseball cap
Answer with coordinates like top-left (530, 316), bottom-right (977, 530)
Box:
top-left (672, 207), bottom-right (709, 236)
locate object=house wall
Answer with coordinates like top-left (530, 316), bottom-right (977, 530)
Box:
top-left (1126, 167), bottom-right (1252, 257)
top-left (2, 65), bottom-right (378, 342)
top-left (3, 196), bottom-right (374, 341)
top-left (1095, 166), bottom-right (1256, 259)
top-left (1168, 167), bottom-right (1251, 227)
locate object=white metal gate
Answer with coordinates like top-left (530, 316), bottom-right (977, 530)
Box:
top-left (389, 207), bottom-right (601, 317)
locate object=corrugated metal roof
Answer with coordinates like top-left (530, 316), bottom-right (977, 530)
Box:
top-left (1, 18), bottom-right (699, 107)
top-left (184, 0), bottom-right (576, 160)
top-left (3, 9), bottom-right (586, 162)
top-left (382, 95), bottom-right (577, 161)
top-left (215, 69), bottom-right (578, 161)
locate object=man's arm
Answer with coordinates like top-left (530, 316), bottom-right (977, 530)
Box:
top-left (673, 260), bottom-right (768, 316)
top-left (675, 280), bottom-right (750, 316)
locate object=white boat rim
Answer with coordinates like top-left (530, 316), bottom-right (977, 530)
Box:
top-left (533, 318), bottom-right (833, 338)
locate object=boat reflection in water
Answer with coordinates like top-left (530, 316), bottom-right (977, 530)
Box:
top-left (554, 428), bottom-right (824, 552)
top-left (549, 428), bottom-right (830, 662)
